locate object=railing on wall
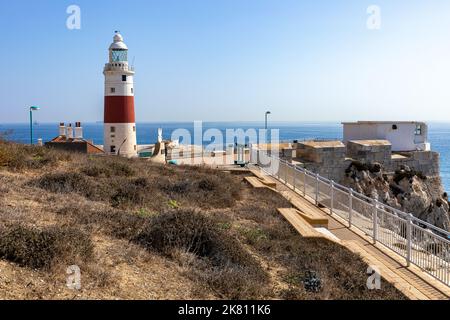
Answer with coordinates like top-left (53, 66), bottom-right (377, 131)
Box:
top-left (252, 149), bottom-right (450, 287)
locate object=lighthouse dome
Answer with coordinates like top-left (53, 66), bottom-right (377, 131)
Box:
top-left (113, 32), bottom-right (123, 42)
top-left (109, 32), bottom-right (128, 50)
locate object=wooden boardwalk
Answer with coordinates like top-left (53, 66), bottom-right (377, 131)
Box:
top-left (248, 167), bottom-right (450, 300)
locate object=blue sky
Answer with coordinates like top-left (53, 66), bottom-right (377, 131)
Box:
top-left (1, 0), bottom-right (450, 123)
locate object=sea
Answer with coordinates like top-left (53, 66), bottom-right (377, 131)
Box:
top-left (1, 121), bottom-right (450, 191)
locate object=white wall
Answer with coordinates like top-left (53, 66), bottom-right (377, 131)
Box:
top-left (343, 122), bottom-right (428, 151)
top-left (103, 123), bottom-right (137, 158)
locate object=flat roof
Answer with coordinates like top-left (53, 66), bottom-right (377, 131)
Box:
top-left (300, 140), bottom-right (345, 148)
top-left (348, 139), bottom-right (391, 146)
top-left (342, 121), bottom-right (426, 125)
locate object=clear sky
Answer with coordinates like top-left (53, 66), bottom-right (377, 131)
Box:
top-left (1, 0), bottom-right (450, 123)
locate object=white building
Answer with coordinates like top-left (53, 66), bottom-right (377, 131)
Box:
top-left (342, 121), bottom-right (430, 152)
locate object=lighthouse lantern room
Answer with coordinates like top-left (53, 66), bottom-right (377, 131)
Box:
top-left (103, 31), bottom-right (137, 157)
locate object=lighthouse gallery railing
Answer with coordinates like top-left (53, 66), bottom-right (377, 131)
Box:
top-left (253, 149), bottom-right (450, 287)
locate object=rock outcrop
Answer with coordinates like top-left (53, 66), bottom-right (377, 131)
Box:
top-left (341, 161), bottom-right (450, 231)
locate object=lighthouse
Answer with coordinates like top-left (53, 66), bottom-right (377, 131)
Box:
top-left (103, 32), bottom-right (137, 157)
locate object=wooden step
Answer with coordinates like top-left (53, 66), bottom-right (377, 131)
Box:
top-left (277, 208), bottom-right (324, 238)
top-left (281, 208), bottom-right (328, 228)
top-left (249, 169), bottom-right (278, 188)
top-left (244, 176), bottom-right (266, 188)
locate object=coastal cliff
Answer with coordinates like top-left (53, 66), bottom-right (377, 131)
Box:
top-left (342, 161), bottom-right (450, 231)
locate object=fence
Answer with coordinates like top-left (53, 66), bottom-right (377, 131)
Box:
top-left (253, 150), bottom-right (450, 287)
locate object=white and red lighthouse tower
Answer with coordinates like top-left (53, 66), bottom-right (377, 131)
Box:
top-left (103, 32), bottom-right (137, 157)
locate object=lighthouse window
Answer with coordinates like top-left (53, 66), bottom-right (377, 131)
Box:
top-left (110, 87), bottom-right (115, 93)
top-left (131, 88), bottom-right (134, 93)
top-left (110, 146), bottom-right (116, 153)
top-left (133, 126), bottom-right (136, 132)
top-left (110, 126), bottom-right (115, 133)
top-left (122, 75), bottom-right (127, 81)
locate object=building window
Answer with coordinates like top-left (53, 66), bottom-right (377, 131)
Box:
top-left (122, 75), bottom-right (127, 81)
top-left (110, 87), bottom-right (115, 93)
top-left (392, 124), bottom-right (398, 130)
top-left (110, 126), bottom-right (115, 133)
top-left (415, 124), bottom-right (423, 135)
top-left (110, 146), bottom-right (116, 153)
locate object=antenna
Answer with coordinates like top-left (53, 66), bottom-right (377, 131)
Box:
top-left (131, 56), bottom-right (135, 68)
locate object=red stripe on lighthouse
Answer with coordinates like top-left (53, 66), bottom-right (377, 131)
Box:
top-left (104, 96), bottom-right (136, 123)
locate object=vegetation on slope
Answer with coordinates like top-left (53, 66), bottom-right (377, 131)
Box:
top-left (0, 140), bottom-right (406, 300)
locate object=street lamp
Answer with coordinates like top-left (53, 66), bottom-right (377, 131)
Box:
top-left (265, 111), bottom-right (271, 130)
top-left (29, 106), bottom-right (40, 145)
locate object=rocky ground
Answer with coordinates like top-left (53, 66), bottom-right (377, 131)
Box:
top-left (342, 161), bottom-right (450, 231)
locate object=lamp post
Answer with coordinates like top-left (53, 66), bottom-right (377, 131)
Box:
top-left (265, 111), bottom-right (271, 130)
top-left (29, 106), bottom-right (40, 145)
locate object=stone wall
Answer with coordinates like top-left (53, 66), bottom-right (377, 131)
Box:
top-left (346, 140), bottom-right (391, 163)
top-left (387, 151), bottom-right (440, 176)
top-left (291, 141), bottom-right (348, 181)
top-left (287, 140), bottom-right (441, 183)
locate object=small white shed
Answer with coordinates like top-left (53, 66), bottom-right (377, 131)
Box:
top-left (342, 121), bottom-right (430, 152)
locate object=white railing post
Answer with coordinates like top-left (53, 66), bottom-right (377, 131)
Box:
top-left (303, 170), bottom-right (307, 196)
top-left (330, 180), bottom-right (334, 215)
top-left (293, 166), bottom-right (296, 191)
top-left (284, 162), bottom-right (288, 184)
top-left (373, 199), bottom-right (378, 244)
top-left (406, 213), bottom-right (413, 267)
top-left (315, 173), bottom-right (319, 205)
top-left (277, 160), bottom-right (280, 179)
top-left (348, 188), bottom-right (353, 228)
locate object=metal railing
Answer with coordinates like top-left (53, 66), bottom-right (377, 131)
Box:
top-left (253, 150), bottom-right (450, 287)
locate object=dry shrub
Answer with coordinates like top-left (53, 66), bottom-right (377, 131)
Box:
top-left (134, 209), bottom-right (268, 299)
top-left (0, 224), bottom-right (93, 270)
top-left (56, 204), bottom-right (148, 240)
top-left (110, 178), bottom-right (152, 208)
top-left (0, 141), bottom-right (71, 171)
top-left (31, 171), bottom-right (114, 202)
top-left (157, 171), bottom-right (241, 209)
top-left (32, 172), bottom-right (96, 197)
top-left (81, 158), bottom-right (135, 178)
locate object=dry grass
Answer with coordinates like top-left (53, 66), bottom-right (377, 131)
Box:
top-left (0, 141), bottom-right (406, 300)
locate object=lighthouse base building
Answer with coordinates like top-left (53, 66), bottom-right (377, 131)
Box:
top-left (103, 32), bottom-right (137, 158)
